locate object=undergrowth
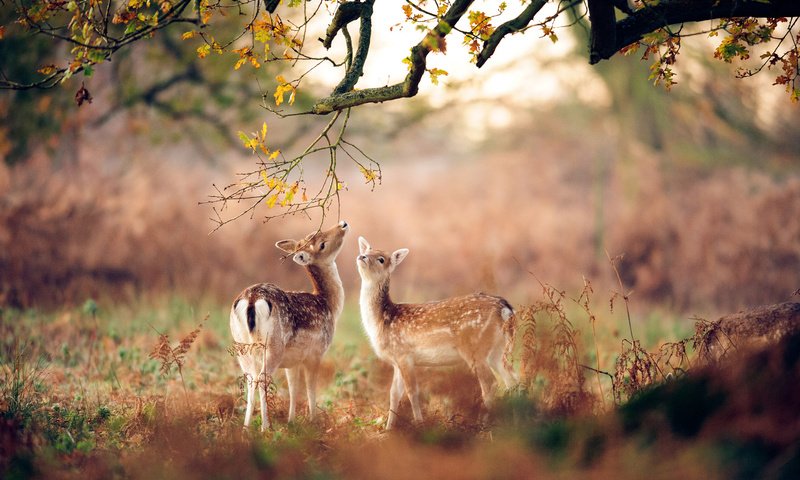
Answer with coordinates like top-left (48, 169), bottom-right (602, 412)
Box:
top-left (1, 281), bottom-right (797, 479)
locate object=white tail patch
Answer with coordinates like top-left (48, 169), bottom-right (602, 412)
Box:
top-left (253, 298), bottom-right (270, 327)
top-left (234, 299), bottom-right (249, 328)
top-left (501, 307), bottom-right (513, 322)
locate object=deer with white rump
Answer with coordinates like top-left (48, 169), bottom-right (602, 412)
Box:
top-left (230, 221), bottom-right (349, 431)
top-left (356, 236), bottom-right (518, 429)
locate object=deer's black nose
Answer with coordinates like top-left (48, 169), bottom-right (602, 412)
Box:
top-left (340, 220), bottom-right (349, 229)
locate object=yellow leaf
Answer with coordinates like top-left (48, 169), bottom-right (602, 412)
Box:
top-left (234, 58), bottom-right (246, 70)
top-left (266, 194), bottom-right (278, 208)
top-left (268, 150), bottom-right (280, 161)
top-left (260, 170), bottom-right (269, 185)
top-left (428, 68), bottom-right (448, 85)
top-left (281, 187), bottom-right (295, 206)
top-left (359, 165), bottom-right (379, 183)
top-left (196, 44), bottom-right (210, 58)
top-left (181, 31), bottom-right (196, 40)
top-left (261, 122), bottom-right (267, 140)
top-left (38, 64), bottom-right (57, 75)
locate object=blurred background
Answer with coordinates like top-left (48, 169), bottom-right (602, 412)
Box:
top-left (2, 5), bottom-right (799, 320)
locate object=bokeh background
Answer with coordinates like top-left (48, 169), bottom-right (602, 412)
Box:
top-left (3, 5), bottom-right (800, 478)
top-left (2, 6), bottom-right (798, 319)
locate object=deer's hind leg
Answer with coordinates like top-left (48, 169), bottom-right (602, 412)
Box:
top-left (285, 367), bottom-right (303, 422)
top-left (458, 345), bottom-right (498, 420)
top-left (258, 345), bottom-right (283, 432)
top-left (488, 328), bottom-right (518, 389)
top-left (303, 357), bottom-right (321, 420)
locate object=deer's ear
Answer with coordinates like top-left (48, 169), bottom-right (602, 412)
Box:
top-left (358, 236), bottom-right (371, 255)
top-left (293, 251), bottom-right (311, 266)
top-left (276, 239), bottom-right (298, 253)
top-left (391, 248), bottom-right (409, 267)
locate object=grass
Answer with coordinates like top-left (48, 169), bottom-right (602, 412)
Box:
top-left (1, 292), bottom-right (799, 479)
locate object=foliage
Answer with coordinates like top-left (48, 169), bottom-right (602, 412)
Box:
top-left (149, 320), bottom-right (203, 395)
top-left (3, 286), bottom-right (800, 478)
top-left (1, 0), bottom-right (798, 222)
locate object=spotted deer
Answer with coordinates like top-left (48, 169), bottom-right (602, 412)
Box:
top-left (356, 236), bottom-right (518, 429)
top-left (230, 221), bottom-right (349, 431)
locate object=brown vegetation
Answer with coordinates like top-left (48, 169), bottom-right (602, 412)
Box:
top-left (2, 131), bottom-right (799, 315)
top-left (696, 301), bottom-right (800, 363)
top-left (3, 291), bottom-right (800, 479)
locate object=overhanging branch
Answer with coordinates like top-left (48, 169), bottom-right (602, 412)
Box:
top-left (321, 1), bottom-right (367, 49)
top-left (331, 0), bottom-right (375, 95)
top-left (587, 0), bottom-right (617, 64)
top-left (476, 0), bottom-right (548, 68)
top-left (591, 0), bottom-right (800, 64)
top-left (312, 0), bottom-right (473, 114)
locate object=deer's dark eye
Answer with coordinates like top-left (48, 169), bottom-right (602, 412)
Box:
top-left (320, 241), bottom-right (326, 251)
top-left (378, 257), bottom-right (385, 264)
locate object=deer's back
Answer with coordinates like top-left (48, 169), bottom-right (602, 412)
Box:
top-left (377, 293), bottom-right (511, 365)
top-left (233, 283), bottom-right (335, 342)
top-left (390, 293), bottom-right (511, 329)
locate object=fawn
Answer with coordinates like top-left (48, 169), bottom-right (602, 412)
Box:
top-left (356, 236), bottom-right (517, 429)
top-left (230, 220), bottom-right (349, 431)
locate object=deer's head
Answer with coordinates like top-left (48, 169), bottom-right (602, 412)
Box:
top-left (356, 236), bottom-right (408, 284)
top-left (276, 220), bottom-right (349, 266)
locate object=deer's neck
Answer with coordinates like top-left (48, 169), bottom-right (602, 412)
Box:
top-left (360, 278), bottom-right (397, 324)
top-left (360, 278), bottom-right (394, 354)
top-left (306, 263), bottom-right (344, 319)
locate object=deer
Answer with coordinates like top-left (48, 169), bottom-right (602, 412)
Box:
top-left (356, 236), bottom-right (518, 430)
top-left (229, 220), bottom-right (349, 431)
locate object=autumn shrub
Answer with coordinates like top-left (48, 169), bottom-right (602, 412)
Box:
top-left (609, 170), bottom-right (800, 311)
top-left (2, 123), bottom-right (799, 314)
top-left (0, 155), bottom-right (300, 308)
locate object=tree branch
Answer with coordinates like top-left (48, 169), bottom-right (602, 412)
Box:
top-left (332, 0), bottom-right (375, 95)
top-left (320, 0), bottom-right (367, 49)
top-left (312, 0), bottom-right (473, 114)
top-left (587, 0), bottom-right (617, 64)
top-left (476, 0), bottom-right (548, 68)
top-left (591, 0), bottom-right (800, 64)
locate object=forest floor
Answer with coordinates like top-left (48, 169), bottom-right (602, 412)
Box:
top-left (3, 294), bottom-right (799, 480)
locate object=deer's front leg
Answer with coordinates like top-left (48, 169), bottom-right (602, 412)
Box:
top-left (386, 365), bottom-right (406, 430)
top-left (396, 361), bottom-right (423, 424)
